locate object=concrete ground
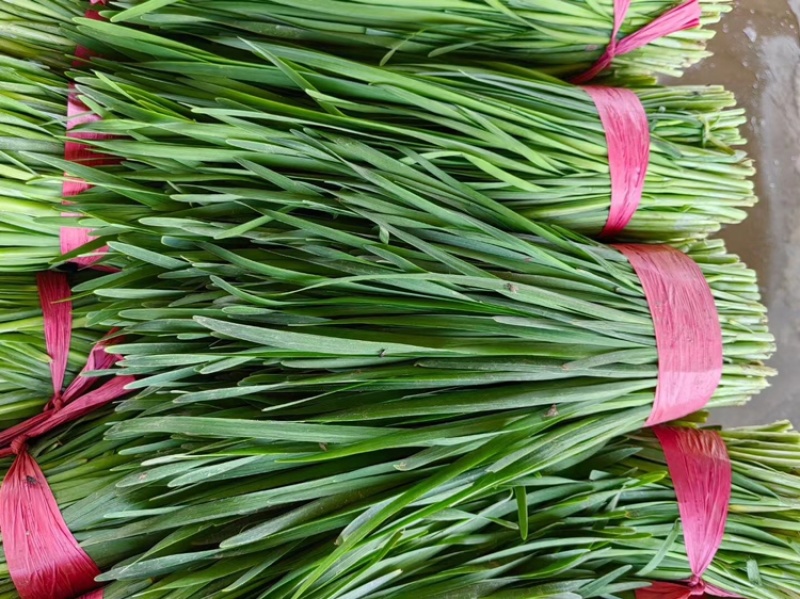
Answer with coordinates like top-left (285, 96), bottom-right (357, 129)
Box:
top-left (680, 0), bottom-right (800, 425)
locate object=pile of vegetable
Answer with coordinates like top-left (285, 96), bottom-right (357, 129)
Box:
top-left (0, 2), bottom-right (787, 599)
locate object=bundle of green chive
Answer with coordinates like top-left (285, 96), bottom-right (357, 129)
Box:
top-left (95, 421), bottom-right (800, 598)
top-left (0, 203), bottom-right (776, 596)
top-left (4, 408), bottom-right (800, 599)
top-left (0, 2), bottom-right (788, 599)
top-left (65, 20), bottom-right (755, 242)
top-left (0, 1), bottom-right (757, 252)
top-left (104, 0), bottom-right (730, 79)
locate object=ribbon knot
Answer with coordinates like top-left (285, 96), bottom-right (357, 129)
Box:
top-left (688, 578), bottom-right (706, 596)
top-left (0, 272), bottom-right (134, 599)
top-left (4, 392), bottom-right (69, 457)
top-left (48, 393), bottom-right (65, 413)
top-left (572, 0), bottom-right (702, 83)
top-left (9, 435), bottom-right (30, 457)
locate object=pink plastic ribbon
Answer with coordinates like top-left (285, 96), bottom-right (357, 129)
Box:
top-left (636, 427), bottom-right (737, 599)
top-left (572, 0), bottom-right (702, 83)
top-left (615, 245), bottom-right (723, 426)
top-left (61, 0), bottom-right (114, 268)
top-left (0, 272), bottom-right (134, 599)
top-left (584, 87), bottom-right (650, 237)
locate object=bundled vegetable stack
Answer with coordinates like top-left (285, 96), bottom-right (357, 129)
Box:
top-left (0, 204), bottom-right (777, 595)
top-left (102, 0), bottom-right (729, 79)
top-left (3, 403), bottom-right (800, 598)
top-left (63, 20), bottom-right (755, 241)
top-left (0, 2), bottom-right (786, 599)
top-left (0, 0), bottom-right (756, 255)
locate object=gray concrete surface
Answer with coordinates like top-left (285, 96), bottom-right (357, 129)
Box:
top-left (681, 0), bottom-right (800, 425)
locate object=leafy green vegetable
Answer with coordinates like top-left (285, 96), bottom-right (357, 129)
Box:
top-left (0, 6), bottom-right (782, 599)
top-left (102, 0), bottom-right (730, 79)
top-left (3, 407), bottom-right (798, 599)
top-left (55, 21), bottom-right (755, 242)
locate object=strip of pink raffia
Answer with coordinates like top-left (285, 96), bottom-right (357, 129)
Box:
top-left (616, 246), bottom-right (732, 597)
top-left (616, 244), bottom-right (723, 426)
top-left (636, 426), bottom-right (738, 599)
top-left (0, 272), bottom-right (134, 599)
top-left (584, 87), bottom-right (650, 238)
top-left (572, 0), bottom-right (702, 83)
top-left (61, 0), bottom-right (115, 269)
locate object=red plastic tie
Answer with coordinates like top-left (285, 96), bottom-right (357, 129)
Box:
top-left (615, 245), bottom-right (723, 425)
top-left (584, 87), bottom-right (650, 237)
top-left (0, 272), bottom-right (134, 599)
top-left (636, 427), bottom-right (738, 599)
top-left (572, 0), bottom-right (702, 83)
top-left (61, 0), bottom-right (114, 268)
